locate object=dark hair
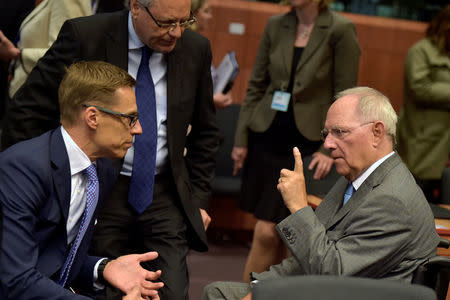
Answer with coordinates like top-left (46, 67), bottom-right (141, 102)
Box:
top-left (426, 4), bottom-right (450, 54)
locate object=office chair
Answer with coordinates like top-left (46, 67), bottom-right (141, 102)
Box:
top-left (253, 275), bottom-right (437, 300)
top-left (413, 238), bottom-right (450, 300)
top-left (211, 104), bottom-right (241, 196)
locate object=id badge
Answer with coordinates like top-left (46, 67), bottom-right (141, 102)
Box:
top-left (271, 91), bottom-right (291, 112)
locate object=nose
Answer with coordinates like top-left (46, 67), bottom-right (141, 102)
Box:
top-left (168, 25), bottom-right (183, 39)
top-left (131, 120), bottom-right (143, 135)
top-left (323, 133), bottom-right (335, 151)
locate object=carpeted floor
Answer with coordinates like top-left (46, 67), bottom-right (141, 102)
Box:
top-left (187, 234), bottom-right (250, 300)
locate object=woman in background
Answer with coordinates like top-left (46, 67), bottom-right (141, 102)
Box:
top-left (232, 0), bottom-right (360, 282)
top-left (191, 0), bottom-right (233, 110)
top-left (397, 5), bottom-right (450, 203)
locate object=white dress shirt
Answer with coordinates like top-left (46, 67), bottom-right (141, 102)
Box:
top-left (61, 126), bottom-right (93, 244)
top-left (121, 12), bottom-right (168, 177)
top-left (351, 151), bottom-right (395, 191)
top-left (61, 126), bottom-right (104, 287)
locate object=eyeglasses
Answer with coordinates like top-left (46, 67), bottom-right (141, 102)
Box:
top-left (143, 6), bottom-right (196, 32)
top-left (320, 122), bottom-right (375, 141)
top-left (83, 104), bottom-right (139, 128)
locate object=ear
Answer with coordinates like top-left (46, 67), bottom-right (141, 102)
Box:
top-left (129, 0), bottom-right (141, 17)
top-left (84, 107), bottom-right (99, 130)
top-left (372, 121), bottom-right (386, 146)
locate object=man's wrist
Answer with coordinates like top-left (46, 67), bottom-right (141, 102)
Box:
top-left (97, 258), bottom-right (112, 285)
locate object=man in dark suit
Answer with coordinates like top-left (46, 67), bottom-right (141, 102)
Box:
top-left (1, 0), bottom-right (219, 298)
top-left (202, 87), bottom-right (439, 300)
top-left (0, 61), bottom-right (164, 299)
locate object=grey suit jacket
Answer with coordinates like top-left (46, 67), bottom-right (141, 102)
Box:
top-left (254, 153), bottom-right (439, 282)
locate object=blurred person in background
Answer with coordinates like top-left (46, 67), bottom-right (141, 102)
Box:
top-left (190, 0), bottom-right (233, 110)
top-left (232, 0), bottom-right (360, 282)
top-left (7, 0), bottom-right (126, 99)
top-left (397, 4), bottom-right (450, 203)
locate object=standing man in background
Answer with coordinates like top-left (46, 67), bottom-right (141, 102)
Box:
top-left (1, 0), bottom-right (220, 299)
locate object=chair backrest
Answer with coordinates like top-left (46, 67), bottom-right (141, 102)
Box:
top-left (253, 275), bottom-right (437, 300)
top-left (211, 104), bottom-right (242, 196)
top-left (413, 252), bottom-right (450, 300)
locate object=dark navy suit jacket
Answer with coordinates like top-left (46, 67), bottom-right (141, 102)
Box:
top-left (0, 128), bottom-right (118, 299)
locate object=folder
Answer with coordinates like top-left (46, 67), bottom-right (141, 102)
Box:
top-left (213, 51), bottom-right (239, 94)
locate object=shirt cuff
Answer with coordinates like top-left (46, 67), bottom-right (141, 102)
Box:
top-left (93, 258), bottom-right (108, 290)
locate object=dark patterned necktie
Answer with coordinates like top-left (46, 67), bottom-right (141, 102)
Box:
top-left (128, 46), bottom-right (157, 214)
top-left (58, 164), bottom-right (98, 286)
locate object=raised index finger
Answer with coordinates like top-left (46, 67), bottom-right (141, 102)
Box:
top-left (293, 147), bottom-right (303, 174)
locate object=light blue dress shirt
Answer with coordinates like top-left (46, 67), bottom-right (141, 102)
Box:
top-left (121, 12), bottom-right (168, 176)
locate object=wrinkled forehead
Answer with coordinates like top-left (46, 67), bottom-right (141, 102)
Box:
top-left (325, 95), bottom-right (361, 128)
top-left (150, 0), bottom-right (191, 17)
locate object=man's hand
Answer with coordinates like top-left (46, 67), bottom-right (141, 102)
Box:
top-left (241, 292), bottom-right (252, 300)
top-left (104, 252), bottom-right (164, 299)
top-left (308, 151), bottom-right (334, 180)
top-left (0, 30), bottom-right (20, 62)
top-left (122, 285), bottom-right (160, 300)
top-left (277, 147), bottom-right (308, 213)
top-left (232, 146), bottom-right (248, 175)
top-left (213, 92), bottom-right (233, 110)
top-left (200, 208), bottom-right (211, 230)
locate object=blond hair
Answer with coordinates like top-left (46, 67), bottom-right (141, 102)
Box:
top-left (58, 61), bottom-right (136, 125)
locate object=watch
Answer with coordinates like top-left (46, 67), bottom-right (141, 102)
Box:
top-left (97, 258), bottom-right (112, 285)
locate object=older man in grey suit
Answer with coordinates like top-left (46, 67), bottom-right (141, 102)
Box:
top-left (203, 87), bottom-right (439, 300)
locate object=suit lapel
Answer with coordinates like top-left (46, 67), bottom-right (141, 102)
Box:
top-left (19, 0), bottom-right (49, 30)
top-left (296, 10), bottom-right (332, 72)
top-left (50, 129), bottom-right (71, 222)
top-left (166, 40), bottom-right (183, 160)
top-left (315, 177), bottom-right (347, 228)
top-left (279, 12), bottom-right (297, 76)
top-left (105, 10), bottom-right (129, 70)
top-left (323, 153), bottom-right (402, 230)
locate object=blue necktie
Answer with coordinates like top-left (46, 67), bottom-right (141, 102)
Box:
top-left (343, 183), bottom-right (355, 205)
top-left (58, 164), bottom-right (99, 286)
top-left (128, 46), bottom-right (157, 214)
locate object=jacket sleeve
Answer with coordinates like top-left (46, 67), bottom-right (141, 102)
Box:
top-left (404, 40), bottom-right (450, 110)
top-left (265, 198), bottom-right (413, 278)
top-left (233, 18), bottom-right (273, 148)
top-left (1, 19), bottom-right (81, 150)
top-left (184, 38), bottom-right (220, 209)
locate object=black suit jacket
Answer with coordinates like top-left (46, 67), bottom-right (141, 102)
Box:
top-left (1, 10), bottom-right (219, 251)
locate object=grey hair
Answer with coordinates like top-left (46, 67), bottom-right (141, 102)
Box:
top-left (335, 87), bottom-right (398, 145)
top-left (124, 0), bottom-right (154, 9)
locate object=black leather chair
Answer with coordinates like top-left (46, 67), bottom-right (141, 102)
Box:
top-left (253, 275), bottom-right (437, 300)
top-left (413, 238), bottom-right (450, 300)
top-left (211, 104), bottom-right (241, 196)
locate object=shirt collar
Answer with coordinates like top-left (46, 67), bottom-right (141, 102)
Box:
top-left (352, 151), bottom-right (395, 190)
top-left (60, 126), bottom-right (93, 176)
top-left (128, 11), bottom-right (144, 50)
